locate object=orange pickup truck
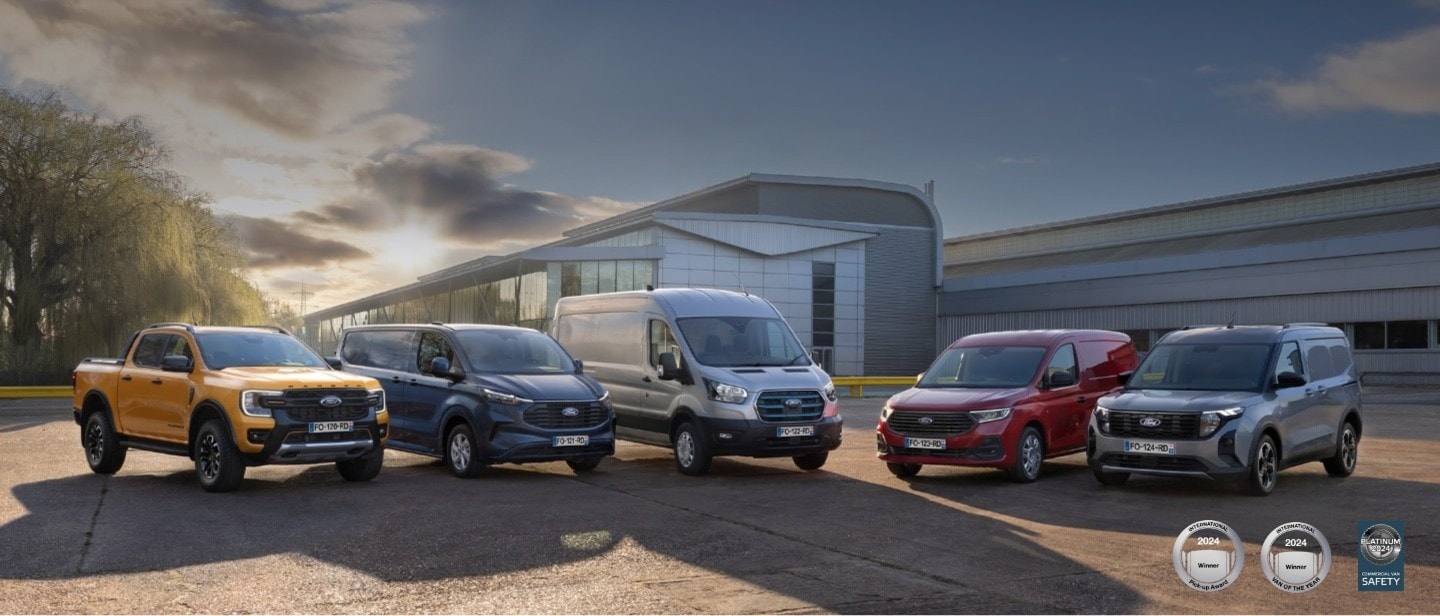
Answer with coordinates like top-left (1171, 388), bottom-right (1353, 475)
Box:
top-left (72, 323), bottom-right (389, 492)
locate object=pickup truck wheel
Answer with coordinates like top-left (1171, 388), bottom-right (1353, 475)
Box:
top-left (565, 456), bottom-right (603, 473)
top-left (82, 412), bottom-right (127, 474)
top-left (336, 449), bottom-right (384, 482)
top-left (195, 420), bottom-right (245, 492)
top-left (446, 423), bottom-right (484, 479)
top-left (887, 462), bottom-right (921, 478)
top-left (792, 452), bottom-right (828, 471)
top-left (673, 421), bottom-right (712, 476)
top-left (1323, 421), bottom-right (1359, 477)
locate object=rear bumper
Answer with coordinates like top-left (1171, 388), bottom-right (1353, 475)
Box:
top-left (697, 415), bottom-right (843, 458)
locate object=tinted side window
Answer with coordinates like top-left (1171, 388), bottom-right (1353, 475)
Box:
top-left (417, 331), bottom-right (456, 374)
top-left (1302, 339), bottom-right (1337, 380)
top-left (1327, 340), bottom-right (1355, 380)
top-left (132, 334), bottom-right (170, 368)
top-left (342, 330), bottom-right (418, 372)
top-left (1046, 344), bottom-right (1077, 384)
top-left (649, 320), bottom-right (680, 368)
top-left (1274, 341), bottom-right (1304, 379)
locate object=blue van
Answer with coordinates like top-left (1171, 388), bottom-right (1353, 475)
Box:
top-left (333, 324), bottom-right (615, 477)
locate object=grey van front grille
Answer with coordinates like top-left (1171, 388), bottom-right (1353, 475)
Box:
top-left (887, 410), bottom-right (975, 437)
top-left (1107, 411), bottom-right (1199, 439)
top-left (755, 391), bottom-right (824, 422)
top-left (524, 402), bottom-right (608, 430)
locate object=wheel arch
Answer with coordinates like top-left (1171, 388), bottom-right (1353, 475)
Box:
top-left (187, 400), bottom-right (231, 459)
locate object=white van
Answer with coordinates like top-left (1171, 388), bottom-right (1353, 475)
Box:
top-left (552, 288), bottom-right (843, 475)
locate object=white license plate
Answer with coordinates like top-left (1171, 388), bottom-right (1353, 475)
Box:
top-left (309, 421), bottom-right (352, 433)
top-left (776, 426), bottom-right (815, 438)
top-left (1124, 440), bottom-right (1176, 455)
top-left (904, 437), bottom-right (945, 450)
top-left (553, 435), bottom-right (589, 447)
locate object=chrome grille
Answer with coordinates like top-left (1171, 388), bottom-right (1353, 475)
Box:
top-left (1107, 411), bottom-right (1199, 439)
top-left (755, 390), bottom-right (824, 422)
top-left (524, 402), bottom-right (608, 430)
top-left (886, 410), bottom-right (974, 437)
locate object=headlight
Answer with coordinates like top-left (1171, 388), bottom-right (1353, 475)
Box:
top-left (367, 388), bottom-right (386, 415)
top-left (1199, 407), bottom-right (1244, 437)
top-left (598, 391), bottom-right (613, 410)
top-left (1094, 404), bottom-right (1111, 432)
top-left (880, 404), bottom-right (894, 421)
top-left (483, 388), bottom-right (532, 407)
top-left (822, 382), bottom-right (837, 402)
top-left (704, 379), bottom-right (748, 404)
top-left (241, 390), bottom-right (283, 418)
top-left (969, 407), bottom-right (1012, 423)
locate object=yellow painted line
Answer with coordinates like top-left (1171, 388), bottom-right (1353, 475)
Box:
top-left (830, 376), bottom-right (917, 398)
top-left (0, 386), bottom-right (72, 399)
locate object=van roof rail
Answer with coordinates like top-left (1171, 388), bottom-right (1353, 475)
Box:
top-left (1180, 324), bottom-right (1224, 330)
top-left (238, 325), bottom-right (293, 336)
top-left (148, 322), bottom-right (196, 332)
top-left (1282, 322), bottom-right (1329, 328)
top-left (431, 321), bottom-right (449, 327)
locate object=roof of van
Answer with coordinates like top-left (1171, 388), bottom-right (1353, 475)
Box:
top-left (949, 329), bottom-right (1131, 348)
top-left (1159, 324), bottom-right (1344, 344)
top-left (555, 288), bottom-right (780, 319)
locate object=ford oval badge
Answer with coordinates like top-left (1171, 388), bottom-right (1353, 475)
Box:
top-left (319, 395), bottom-right (343, 408)
top-left (561, 407), bottom-right (580, 417)
top-left (918, 416), bottom-right (934, 425)
top-left (1140, 417), bottom-right (1162, 428)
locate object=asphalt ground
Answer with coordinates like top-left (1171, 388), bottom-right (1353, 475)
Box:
top-left (0, 390), bottom-right (1436, 614)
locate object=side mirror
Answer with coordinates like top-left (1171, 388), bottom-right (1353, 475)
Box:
top-left (430, 356), bottom-right (464, 382)
top-left (573, 359), bottom-right (584, 373)
top-left (915, 372), bottom-right (925, 386)
top-left (325, 356), bottom-right (343, 370)
top-left (658, 352), bottom-right (680, 381)
top-left (161, 355), bottom-right (193, 373)
top-left (1117, 371), bottom-right (1134, 386)
top-left (1274, 371), bottom-right (1307, 389)
top-left (1047, 371), bottom-right (1076, 388)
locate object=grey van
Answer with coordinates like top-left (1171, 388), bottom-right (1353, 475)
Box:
top-left (1087, 324), bottom-right (1361, 495)
top-left (335, 324), bottom-right (614, 477)
top-left (552, 288), bottom-right (842, 476)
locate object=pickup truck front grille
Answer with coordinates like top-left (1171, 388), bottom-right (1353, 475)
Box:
top-left (273, 388), bottom-right (372, 422)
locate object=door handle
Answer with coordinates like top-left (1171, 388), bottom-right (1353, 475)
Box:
top-left (1076, 396), bottom-right (1087, 403)
top-left (150, 379), bottom-right (163, 385)
top-left (391, 376), bottom-right (401, 383)
top-left (642, 376), bottom-right (653, 383)
top-left (120, 375), bottom-right (133, 381)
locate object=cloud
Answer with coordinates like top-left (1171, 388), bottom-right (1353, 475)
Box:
top-left (995, 156), bottom-right (1047, 165)
top-left (222, 215), bottom-right (371, 269)
top-left (1255, 24), bottom-right (1440, 114)
top-left (302, 143), bottom-right (642, 245)
top-left (1195, 64), bottom-right (1222, 75)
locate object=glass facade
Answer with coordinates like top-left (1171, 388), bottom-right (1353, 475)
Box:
top-left (307, 259), bottom-right (656, 354)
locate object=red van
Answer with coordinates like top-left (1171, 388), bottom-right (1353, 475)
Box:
top-left (876, 330), bottom-right (1138, 482)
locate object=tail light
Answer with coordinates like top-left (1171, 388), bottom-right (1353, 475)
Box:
top-left (71, 371), bottom-right (77, 393)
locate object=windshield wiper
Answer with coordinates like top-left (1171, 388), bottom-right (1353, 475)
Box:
top-left (785, 353), bottom-right (809, 366)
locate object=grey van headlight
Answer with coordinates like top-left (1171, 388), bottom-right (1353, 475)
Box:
top-left (703, 378), bottom-right (749, 404)
top-left (969, 407), bottom-right (1012, 423)
top-left (1198, 407), bottom-right (1244, 437)
top-left (1094, 405), bottom-right (1111, 432)
top-left (822, 382), bottom-right (837, 402)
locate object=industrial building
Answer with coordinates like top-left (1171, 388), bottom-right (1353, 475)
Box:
top-left (939, 162), bottom-right (1440, 385)
top-left (303, 174), bottom-right (942, 376)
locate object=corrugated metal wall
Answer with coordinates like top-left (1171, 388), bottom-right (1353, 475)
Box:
top-left (865, 228), bottom-right (937, 375)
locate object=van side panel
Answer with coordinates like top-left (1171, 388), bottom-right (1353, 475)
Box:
top-left (553, 309), bottom-right (660, 441)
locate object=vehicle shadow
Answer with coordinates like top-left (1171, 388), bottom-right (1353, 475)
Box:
top-left (0, 450), bottom-right (1146, 613)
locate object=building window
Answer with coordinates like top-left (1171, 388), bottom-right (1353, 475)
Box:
top-left (1342, 320), bottom-right (1432, 350)
top-left (1120, 330), bottom-right (1150, 353)
top-left (812, 262), bottom-right (835, 350)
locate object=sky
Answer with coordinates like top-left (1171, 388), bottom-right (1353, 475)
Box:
top-left (2, 0), bottom-right (1439, 313)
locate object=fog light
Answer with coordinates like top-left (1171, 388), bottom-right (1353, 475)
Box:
top-left (247, 429), bottom-right (269, 444)
top-left (717, 432), bottom-right (735, 441)
top-left (377, 426), bottom-right (388, 437)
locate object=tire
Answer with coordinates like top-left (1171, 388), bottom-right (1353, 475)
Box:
top-left (1092, 467), bottom-right (1129, 486)
top-left (672, 421), bottom-right (713, 476)
top-left (566, 456), bottom-right (603, 473)
top-left (1323, 421), bottom-right (1359, 477)
top-left (194, 419), bottom-right (245, 493)
top-left (793, 452), bottom-right (828, 471)
top-left (887, 462), bottom-right (921, 478)
top-left (445, 423), bottom-right (484, 478)
top-left (1006, 426), bottom-right (1045, 483)
top-left (1246, 433), bottom-right (1279, 496)
top-left (81, 411), bottom-right (127, 474)
top-left (336, 449), bottom-right (384, 482)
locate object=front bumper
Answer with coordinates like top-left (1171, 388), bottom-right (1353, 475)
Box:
top-left (697, 415), bottom-right (843, 458)
top-left (1087, 425), bottom-right (1248, 479)
top-left (875, 419), bottom-right (1010, 467)
top-left (243, 414), bottom-right (388, 465)
top-left (482, 412), bottom-right (616, 463)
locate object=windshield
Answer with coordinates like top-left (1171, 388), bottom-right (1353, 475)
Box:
top-left (917, 346), bottom-right (1047, 388)
top-left (454, 329), bottom-right (576, 375)
top-left (1131, 343), bottom-right (1273, 391)
top-left (676, 317), bottom-right (810, 367)
top-left (195, 332), bottom-right (329, 370)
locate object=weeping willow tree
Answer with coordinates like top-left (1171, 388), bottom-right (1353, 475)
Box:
top-left (0, 89), bottom-right (266, 384)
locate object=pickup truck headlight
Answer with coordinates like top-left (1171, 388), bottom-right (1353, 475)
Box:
top-left (483, 388), bottom-right (532, 407)
top-left (367, 388), bottom-right (386, 415)
top-left (703, 379), bottom-right (748, 404)
top-left (241, 390), bottom-right (283, 418)
top-left (1199, 407), bottom-right (1244, 437)
top-left (822, 382), bottom-right (837, 402)
top-left (969, 407), bottom-right (1012, 423)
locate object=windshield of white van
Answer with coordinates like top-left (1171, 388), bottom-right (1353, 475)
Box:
top-left (454, 329), bottom-right (576, 375)
top-left (1130, 343), bottom-right (1271, 391)
top-left (676, 317), bottom-right (811, 367)
top-left (917, 346), bottom-right (1046, 388)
